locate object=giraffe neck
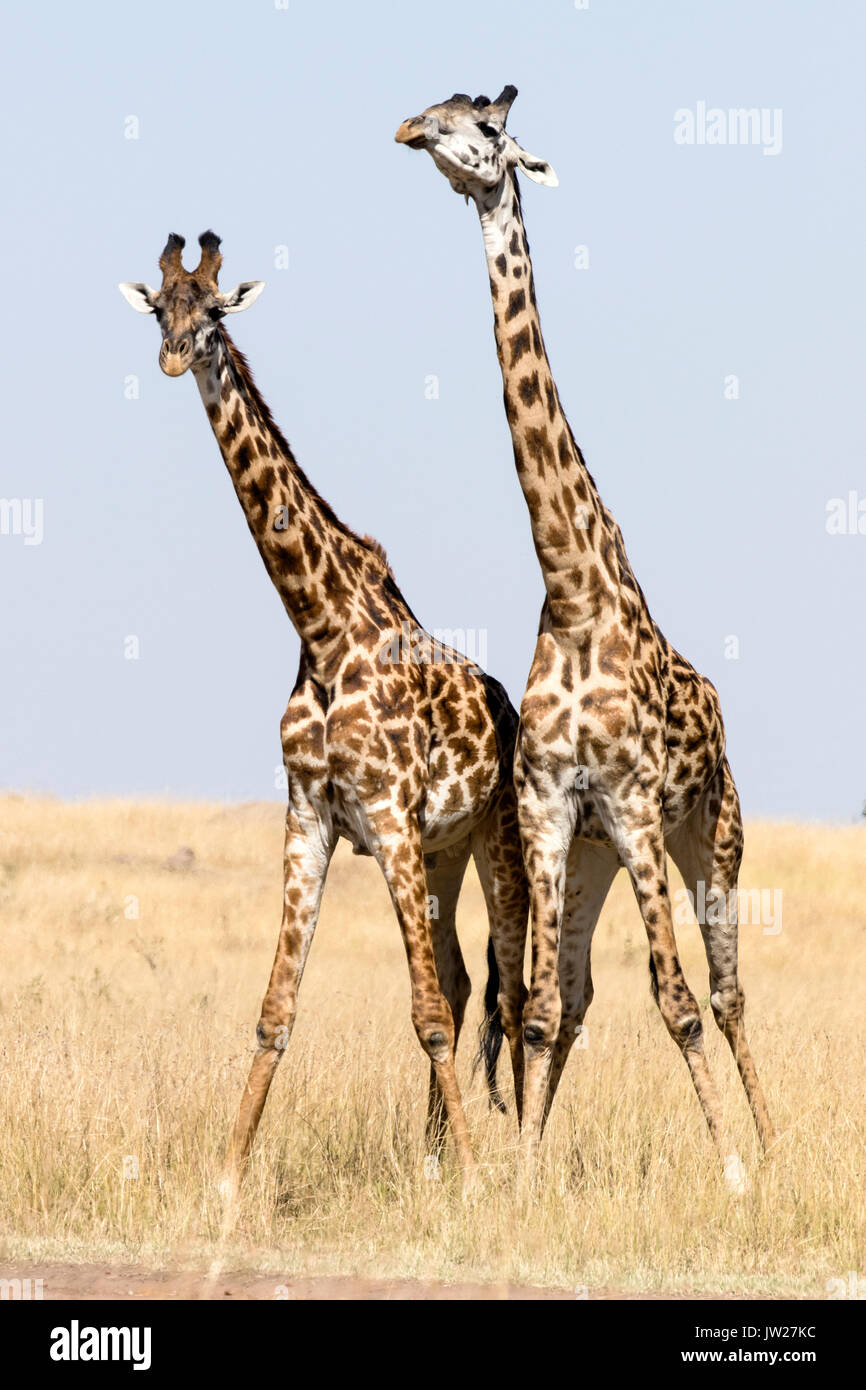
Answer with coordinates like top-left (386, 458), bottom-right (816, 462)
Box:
top-left (476, 175), bottom-right (622, 635)
top-left (193, 330), bottom-right (380, 674)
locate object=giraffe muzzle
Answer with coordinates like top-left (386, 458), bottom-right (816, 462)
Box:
top-left (394, 117), bottom-right (432, 149)
top-left (159, 337), bottom-right (193, 377)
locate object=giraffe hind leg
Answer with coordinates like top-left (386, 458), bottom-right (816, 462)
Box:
top-left (423, 844), bottom-right (472, 1166)
top-left (667, 760), bottom-right (776, 1153)
top-left (606, 801), bottom-right (745, 1190)
top-left (373, 816), bottom-right (477, 1186)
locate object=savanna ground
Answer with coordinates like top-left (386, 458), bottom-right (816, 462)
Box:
top-left (0, 795), bottom-right (863, 1299)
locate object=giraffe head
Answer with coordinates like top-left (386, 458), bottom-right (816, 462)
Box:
top-left (119, 232), bottom-right (264, 377)
top-left (394, 86), bottom-right (557, 202)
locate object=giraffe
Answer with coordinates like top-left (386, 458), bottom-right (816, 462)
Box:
top-left (396, 88), bottom-right (775, 1189)
top-left (119, 231), bottom-right (529, 1193)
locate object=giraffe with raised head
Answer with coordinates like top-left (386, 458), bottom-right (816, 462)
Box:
top-left (396, 88), bottom-right (775, 1188)
top-left (119, 231), bottom-right (529, 1193)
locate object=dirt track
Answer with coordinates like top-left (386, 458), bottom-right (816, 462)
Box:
top-left (0, 1263), bottom-right (768, 1301)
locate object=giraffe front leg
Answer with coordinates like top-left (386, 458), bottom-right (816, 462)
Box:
top-left (541, 839), bottom-right (620, 1132)
top-left (515, 766), bottom-right (576, 1184)
top-left (374, 819), bottom-right (477, 1187)
top-left (222, 803), bottom-right (333, 1202)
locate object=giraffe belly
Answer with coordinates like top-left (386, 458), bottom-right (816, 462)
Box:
top-left (330, 789), bottom-right (379, 856)
top-left (328, 783), bottom-right (485, 857)
top-left (418, 797), bottom-right (488, 853)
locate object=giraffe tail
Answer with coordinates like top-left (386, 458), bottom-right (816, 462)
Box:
top-left (474, 937), bottom-right (507, 1113)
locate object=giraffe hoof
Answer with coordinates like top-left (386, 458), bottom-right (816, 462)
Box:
top-left (723, 1153), bottom-right (748, 1196)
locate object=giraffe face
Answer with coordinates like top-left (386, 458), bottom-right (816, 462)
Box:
top-left (119, 232), bottom-right (264, 377)
top-left (395, 86), bottom-right (557, 201)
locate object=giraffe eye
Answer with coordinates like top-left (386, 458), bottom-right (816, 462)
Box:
top-left (208, 306), bottom-right (223, 322)
top-left (476, 121), bottom-right (498, 139)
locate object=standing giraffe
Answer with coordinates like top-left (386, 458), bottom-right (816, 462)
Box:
top-left (119, 232), bottom-right (529, 1192)
top-left (396, 89), bottom-right (774, 1188)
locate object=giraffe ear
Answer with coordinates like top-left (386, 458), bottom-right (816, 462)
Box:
top-left (118, 282), bottom-right (158, 313)
top-left (514, 146), bottom-right (559, 187)
top-left (220, 281), bottom-right (265, 314)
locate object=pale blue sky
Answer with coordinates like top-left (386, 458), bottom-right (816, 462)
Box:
top-left (1, 0), bottom-right (863, 819)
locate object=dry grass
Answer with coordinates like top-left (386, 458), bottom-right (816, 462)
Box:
top-left (0, 794), bottom-right (863, 1295)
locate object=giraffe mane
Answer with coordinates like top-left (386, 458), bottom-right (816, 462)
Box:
top-left (361, 535), bottom-right (393, 572)
top-left (218, 328), bottom-right (393, 574)
top-left (506, 170), bottom-right (605, 508)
